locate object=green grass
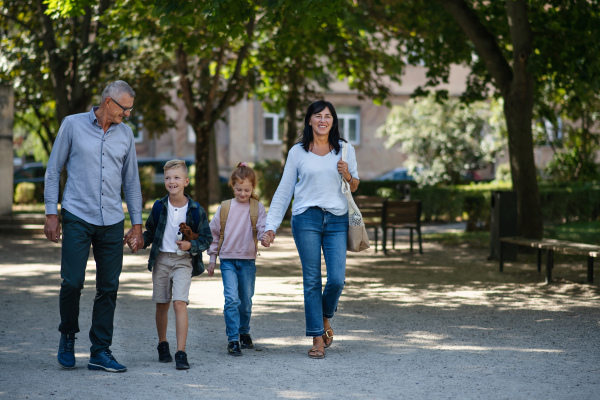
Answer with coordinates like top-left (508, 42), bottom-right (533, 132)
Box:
top-left (423, 220), bottom-right (600, 249)
top-left (544, 220), bottom-right (600, 245)
top-left (423, 231), bottom-right (490, 248)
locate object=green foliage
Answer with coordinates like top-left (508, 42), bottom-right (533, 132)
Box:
top-left (253, 159), bottom-right (283, 204)
top-left (538, 182), bottom-right (600, 223)
top-left (544, 149), bottom-right (600, 182)
top-left (378, 94), bottom-right (506, 186)
top-left (14, 182), bottom-right (37, 204)
top-left (138, 165), bottom-right (155, 208)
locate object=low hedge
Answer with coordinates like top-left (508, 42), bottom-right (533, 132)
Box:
top-left (353, 180), bottom-right (600, 229)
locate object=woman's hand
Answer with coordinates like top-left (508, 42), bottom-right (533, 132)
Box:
top-left (262, 230), bottom-right (276, 247)
top-left (337, 160), bottom-right (352, 182)
top-left (207, 262), bottom-right (216, 277)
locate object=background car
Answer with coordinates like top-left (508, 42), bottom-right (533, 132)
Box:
top-left (13, 163), bottom-right (46, 184)
top-left (372, 167), bottom-right (414, 181)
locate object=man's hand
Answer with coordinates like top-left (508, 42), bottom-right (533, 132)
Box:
top-left (123, 224), bottom-right (143, 252)
top-left (44, 215), bottom-right (61, 243)
top-left (207, 262), bottom-right (216, 277)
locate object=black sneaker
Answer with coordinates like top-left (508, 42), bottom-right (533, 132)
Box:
top-left (240, 334), bottom-right (254, 349)
top-left (175, 350), bottom-right (190, 369)
top-left (157, 341), bottom-right (173, 363)
top-left (227, 341), bottom-right (242, 356)
top-left (57, 333), bottom-right (76, 369)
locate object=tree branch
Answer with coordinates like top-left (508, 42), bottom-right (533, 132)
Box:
top-left (176, 46), bottom-right (198, 125)
top-left (212, 16), bottom-right (256, 123)
top-left (0, 12), bottom-right (35, 31)
top-left (441, 0), bottom-right (513, 96)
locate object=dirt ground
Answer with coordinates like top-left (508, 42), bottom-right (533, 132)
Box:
top-left (1, 229), bottom-right (599, 400)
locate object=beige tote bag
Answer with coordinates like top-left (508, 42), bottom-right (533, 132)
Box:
top-left (341, 143), bottom-right (370, 252)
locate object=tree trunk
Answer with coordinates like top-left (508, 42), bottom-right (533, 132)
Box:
top-left (442, 0), bottom-right (543, 238)
top-left (283, 68), bottom-right (301, 164)
top-left (504, 93), bottom-right (543, 238)
top-left (194, 125), bottom-right (211, 211)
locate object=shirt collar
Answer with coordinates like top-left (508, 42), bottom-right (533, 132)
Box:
top-left (89, 106), bottom-right (100, 127)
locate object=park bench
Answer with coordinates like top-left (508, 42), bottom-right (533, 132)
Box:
top-left (499, 236), bottom-right (600, 284)
top-left (354, 196), bottom-right (385, 252)
top-left (382, 200), bottom-right (423, 255)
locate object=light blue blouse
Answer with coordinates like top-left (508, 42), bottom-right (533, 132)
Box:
top-left (265, 141), bottom-right (359, 233)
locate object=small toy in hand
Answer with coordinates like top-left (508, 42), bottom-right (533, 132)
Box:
top-left (176, 222), bottom-right (199, 256)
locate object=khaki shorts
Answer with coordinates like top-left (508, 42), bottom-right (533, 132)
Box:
top-left (152, 252), bottom-right (193, 304)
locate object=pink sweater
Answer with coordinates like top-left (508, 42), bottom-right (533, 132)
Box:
top-left (208, 199), bottom-right (267, 264)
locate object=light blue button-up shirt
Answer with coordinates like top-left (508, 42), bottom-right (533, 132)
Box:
top-left (44, 107), bottom-right (142, 226)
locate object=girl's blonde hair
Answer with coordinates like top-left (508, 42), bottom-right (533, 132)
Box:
top-left (230, 162), bottom-right (259, 200)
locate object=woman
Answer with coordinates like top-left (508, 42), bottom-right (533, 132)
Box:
top-left (263, 100), bottom-right (360, 359)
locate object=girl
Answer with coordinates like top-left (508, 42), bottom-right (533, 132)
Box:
top-left (207, 162), bottom-right (267, 356)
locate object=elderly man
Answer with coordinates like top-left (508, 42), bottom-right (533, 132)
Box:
top-left (44, 80), bottom-right (144, 373)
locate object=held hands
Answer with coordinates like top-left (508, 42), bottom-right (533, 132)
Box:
top-left (207, 262), bottom-right (216, 277)
top-left (261, 230), bottom-right (276, 247)
top-left (123, 224), bottom-right (143, 253)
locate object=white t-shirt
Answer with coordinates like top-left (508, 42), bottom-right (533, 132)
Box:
top-left (160, 198), bottom-right (189, 253)
top-left (265, 141), bottom-right (359, 233)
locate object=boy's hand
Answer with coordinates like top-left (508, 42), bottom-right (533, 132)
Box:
top-left (207, 262), bottom-right (216, 277)
top-left (127, 237), bottom-right (137, 252)
top-left (176, 240), bottom-right (191, 252)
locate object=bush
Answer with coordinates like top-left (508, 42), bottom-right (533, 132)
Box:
top-left (138, 165), bottom-right (156, 207)
top-left (14, 182), bottom-right (37, 204)
top-left (253, 159), bottom-right (283, 203)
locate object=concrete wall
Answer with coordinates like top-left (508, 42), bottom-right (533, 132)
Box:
top-left (0, 85), bottom-right (14, 215)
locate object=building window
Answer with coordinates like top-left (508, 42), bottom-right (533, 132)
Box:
top-left (543, 117), bottom-right (563, 142)
top-left (336, 106), bottom-right (360, 145)
top-left (126, 115), bottom-right (144, 143)
top-left (187, 124), bottom-right (196, 143)
top-left (264, 112), bottom-right (284, 144)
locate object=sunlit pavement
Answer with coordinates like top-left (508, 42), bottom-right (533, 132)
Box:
top-left (1, 230), bottom-right (599, 400)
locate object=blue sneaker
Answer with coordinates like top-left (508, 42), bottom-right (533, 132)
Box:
top-left (57, 333), bottom-right (76, 369)
top-left (88, 349), bottom-right (127, 372)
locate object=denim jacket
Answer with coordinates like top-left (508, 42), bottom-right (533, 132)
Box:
top-left (142, 194), bottom-right (212, 277)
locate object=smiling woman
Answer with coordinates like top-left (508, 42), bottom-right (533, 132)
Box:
top-left (263, 99), bottom-right (361, 359)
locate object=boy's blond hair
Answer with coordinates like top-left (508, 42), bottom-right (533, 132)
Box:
top-left (163, 159), bottom-right (188, 176)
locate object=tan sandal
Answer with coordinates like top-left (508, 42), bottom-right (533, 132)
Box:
top-left (322, 328), bottom-right (334, 348)
top-left (308, 346), bottom-right (325, 359)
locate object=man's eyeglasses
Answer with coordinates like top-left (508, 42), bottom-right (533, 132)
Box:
top-left (110, 97), bottom-right (134, 113)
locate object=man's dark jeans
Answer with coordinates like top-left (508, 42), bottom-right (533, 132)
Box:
top-left (59, 209), bottom-right (124, 356)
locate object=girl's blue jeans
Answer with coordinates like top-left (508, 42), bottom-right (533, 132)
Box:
top-left (292, 207), bottom-right (348, 337)
top-left (220, 259), bottom-right (256, 342)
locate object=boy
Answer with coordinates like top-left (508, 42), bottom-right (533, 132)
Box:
top-left (129, 159), bottom-right (211, 369)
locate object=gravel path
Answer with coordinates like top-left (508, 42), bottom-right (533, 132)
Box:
top-left (1, 230), bottom-right (599, 400)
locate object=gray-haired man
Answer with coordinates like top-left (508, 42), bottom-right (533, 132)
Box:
top-left (44, 80), bottom-right (144, 372)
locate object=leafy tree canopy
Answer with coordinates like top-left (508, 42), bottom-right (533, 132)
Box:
top-left (378, 93), bottom-right (506, 186)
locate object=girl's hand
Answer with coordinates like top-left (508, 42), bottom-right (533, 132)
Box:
top-left (175, 240), bottom-right (191, 252)
top-left (261, 231), bottom-right (275, 247)
top-left (207, 262), bottom-right (216, 277)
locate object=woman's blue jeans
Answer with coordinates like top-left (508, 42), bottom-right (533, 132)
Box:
top-left (220, 259), bottom-right (256, 342)
top-left (292, 207), bottom-right (348, 337)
